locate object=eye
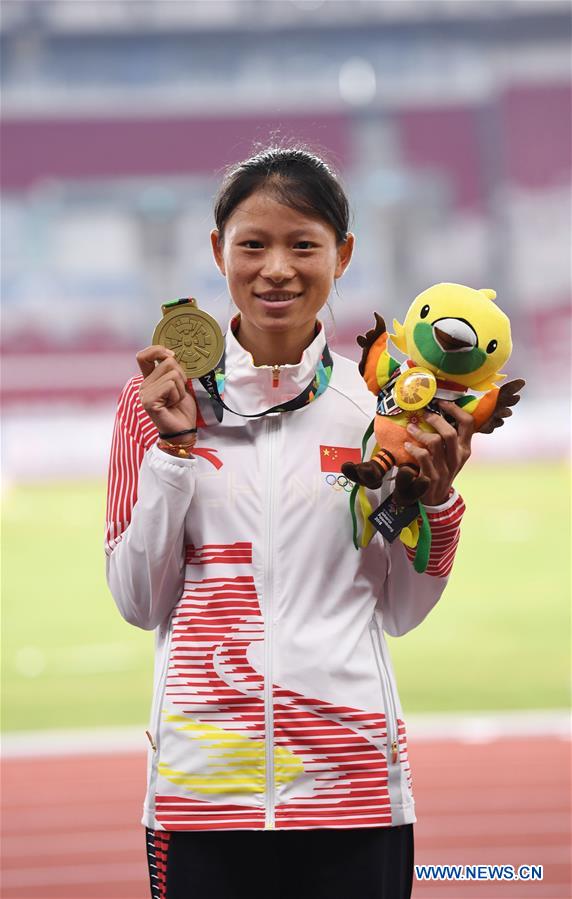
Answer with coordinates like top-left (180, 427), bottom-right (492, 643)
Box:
top-left (486, 339), bottom-right (498, 354)
top-left (294, 241), bottom-right (315, 250)
top-left (240, 240), bottom-right (263, 249)
top-left (420, 304), bottom-right (430, 319)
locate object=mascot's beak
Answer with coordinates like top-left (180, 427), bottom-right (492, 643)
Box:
top-left (432, 318), bottom-right (477, 353)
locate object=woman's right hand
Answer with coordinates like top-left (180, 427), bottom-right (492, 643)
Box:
top-left (136, 346), bottom-right (197, 438)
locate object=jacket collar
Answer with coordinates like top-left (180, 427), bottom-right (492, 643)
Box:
top-left (221, 314), bottom-right (327, 418)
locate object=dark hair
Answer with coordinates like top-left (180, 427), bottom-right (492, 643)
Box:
top-left (214, 145), bottom-right (350, 245)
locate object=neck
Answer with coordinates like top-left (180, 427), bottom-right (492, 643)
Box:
top-left (233, 317), bottom-right (319, 366)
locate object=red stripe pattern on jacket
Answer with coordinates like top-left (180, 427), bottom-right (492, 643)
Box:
top-left (105, 376), bottom-right (157, 555)
top-left (403, 493), bottom-right (466, 577)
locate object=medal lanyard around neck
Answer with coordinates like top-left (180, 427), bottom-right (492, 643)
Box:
top-left (198, 342), bottom-right (334, 422)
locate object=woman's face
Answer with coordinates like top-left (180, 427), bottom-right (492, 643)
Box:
top-left (210, 191), bottom-right (354, 344)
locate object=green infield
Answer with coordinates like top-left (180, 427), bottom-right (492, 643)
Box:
top-left (1, 463), bottom-right (569, 732)
top-left (388, 462), bottom-right (570, 714)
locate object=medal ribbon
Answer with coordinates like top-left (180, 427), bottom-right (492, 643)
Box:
top-left (198, 339), bottom-right (334, 422)
top-left (161, 298), bottom-right (333, 421)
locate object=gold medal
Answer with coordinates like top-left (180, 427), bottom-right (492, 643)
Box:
top-left (152, 298), bottom-right (224, 379)
top-left (393, 367), bottom-right (437, 411)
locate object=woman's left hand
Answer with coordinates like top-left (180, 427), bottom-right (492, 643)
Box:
top-left (404, 401), bottom-right (475, 506)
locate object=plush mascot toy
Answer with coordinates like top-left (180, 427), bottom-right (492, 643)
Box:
top-left (342, 282), bottom-right (524, 571)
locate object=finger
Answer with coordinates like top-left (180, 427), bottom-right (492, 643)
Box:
top-left (143, 355), bottom-right (189, 391)
top-left (136, 345), bottom-right (175, 378)
top-left (404, 441), bottom-right (440, 484)
top-left (502, 393), bottom-right (521, 408)
top-left (405, 422), bottom-right (444, 448)
top-left (141, 378), bottom-right (180, 410)
top-left (407, 424), bottom-right (449, 478)
top-left (143, 363), bottom-right (187, 398)
top-left (156, 371), bottom-right (187, 405)
top-left (438, 401), bottom-right (475, 449)
top-left (405, 424), bottom-right (448, 467)
top-left (423, 412), bottom-right (457, 437)
top-left (422, 412), bottom-right (460, 470)
top-left (143, 371), bottom-right (186, 407)
top-left (160, 377), bottom-right (184, 408)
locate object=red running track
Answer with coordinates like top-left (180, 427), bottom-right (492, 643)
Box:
top-left (1, 736), bottom-right (570, 899)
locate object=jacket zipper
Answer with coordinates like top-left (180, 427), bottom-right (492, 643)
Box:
top-left (271, 365), bottom-right (280, 388)
top-left (264, 416), bottom-right (279, 828)
top-left (369, 617), bottom-right (399, 764)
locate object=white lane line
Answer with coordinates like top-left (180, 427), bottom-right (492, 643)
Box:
top-left (1, 711), bottom-right (570, 758)
top-left (1, 727), bottom-right (145, 757)
top-left (407, 710), bottom-right (571, 742)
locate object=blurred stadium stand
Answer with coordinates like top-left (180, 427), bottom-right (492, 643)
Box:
top-left (1, 0), bottom-right (570, 476)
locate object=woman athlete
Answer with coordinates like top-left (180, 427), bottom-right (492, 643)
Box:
top-left (105, 146), bottom-right (500, 899)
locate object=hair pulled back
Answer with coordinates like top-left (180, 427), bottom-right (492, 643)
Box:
top-left (214, 145), bottom-right (350, 245)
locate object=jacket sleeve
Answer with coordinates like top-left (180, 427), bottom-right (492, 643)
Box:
top-left (104, 377), bottom-right (197, 631)
top-left (377, 491), bottom-right (465, 637)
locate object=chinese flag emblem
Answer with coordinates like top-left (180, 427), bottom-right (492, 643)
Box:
top-left (320, 445), bottom-right (361, 473)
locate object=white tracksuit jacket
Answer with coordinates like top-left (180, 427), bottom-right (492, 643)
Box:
top-left (105, 318), bottom-right (465, 832)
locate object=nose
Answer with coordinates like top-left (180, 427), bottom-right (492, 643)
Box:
top-left (260, 250), bottom-right (295, 284)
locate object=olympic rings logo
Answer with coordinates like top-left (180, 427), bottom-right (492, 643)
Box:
top-left (325, 473), bottom-right (354, 493)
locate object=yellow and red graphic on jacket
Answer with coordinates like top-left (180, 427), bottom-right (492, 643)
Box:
top-left (154, 541), bottom-right (411, 831)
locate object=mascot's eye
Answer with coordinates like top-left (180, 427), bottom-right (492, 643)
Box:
top-left (486, 339), bottom-right (498, 354)
top-left (420, 304), bottom-right (430, 319)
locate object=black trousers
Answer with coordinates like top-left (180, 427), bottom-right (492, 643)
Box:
top-left (146, 825), bottom-right (414, 899)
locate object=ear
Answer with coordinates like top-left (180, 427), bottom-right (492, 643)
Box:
top-left (334, 232), bottom-right (355, 279)
top-left (210, 229), bottom-right (226, 276)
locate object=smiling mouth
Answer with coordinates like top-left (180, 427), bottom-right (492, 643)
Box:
top-left (255, 292), bottom-right (302, 302)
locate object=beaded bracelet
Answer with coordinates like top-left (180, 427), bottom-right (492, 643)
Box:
top-left (157, 436), bottom-right (197, 459)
